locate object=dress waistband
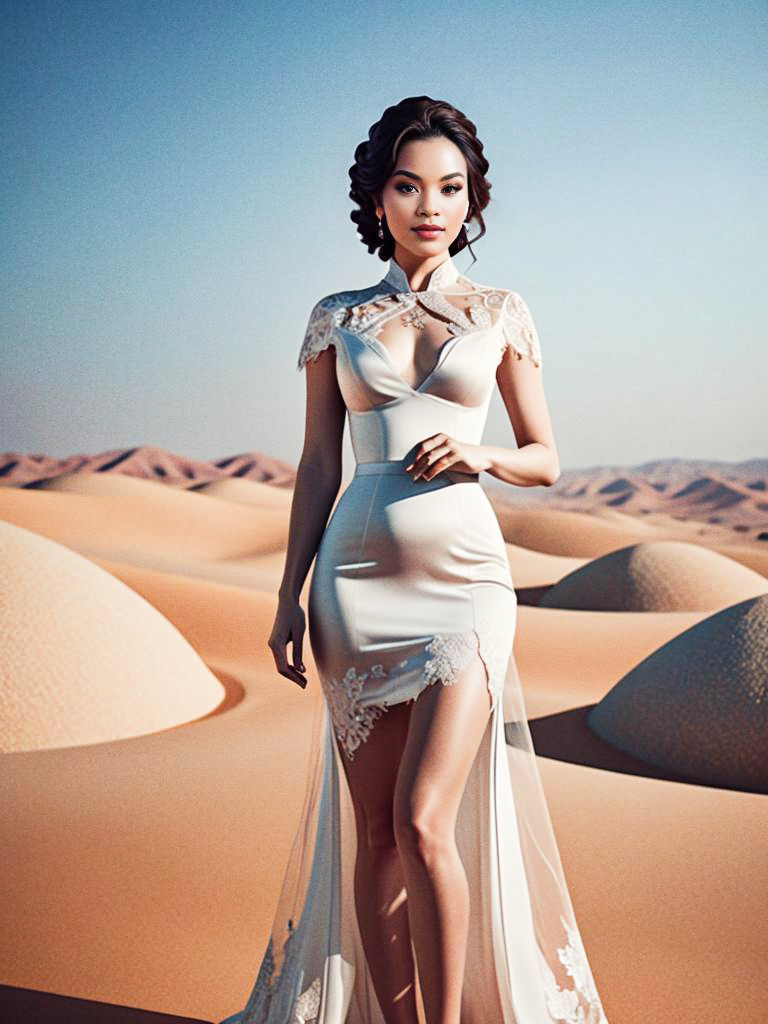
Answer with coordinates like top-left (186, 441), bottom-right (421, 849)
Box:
top-left (354, 458), bottom-right (479, 482)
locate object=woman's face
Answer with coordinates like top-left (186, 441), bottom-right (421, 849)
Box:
top-left (376, 135), bottom-right (470, 263)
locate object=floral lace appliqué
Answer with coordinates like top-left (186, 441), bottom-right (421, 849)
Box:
top-left (423, 630), bottom-right (479, 687)
top-left (297, 272), bottom-right (542, 383)
top-left (500, 290), bottom-right (542, 368)
top-left (323, 622), bottom-right (510, 760)
top-left (297, 287), bottom-right (388, 371)
top-left (341, 284), bottom-right (509, 352)
top-left (324, 662), bottom-right (390, 760)
top-left (423, 616), bottom-right (509, 705)
top-left (296, 296), bottom-right (340, 370)
top-left (540, 915), bottom-right (609, 1024)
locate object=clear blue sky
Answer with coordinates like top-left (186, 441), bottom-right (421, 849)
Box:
top-left (1, 0), bottom-right (765, 472)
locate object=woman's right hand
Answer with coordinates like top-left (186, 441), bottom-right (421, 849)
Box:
top-left (269, 598), bottom-right (308, 689)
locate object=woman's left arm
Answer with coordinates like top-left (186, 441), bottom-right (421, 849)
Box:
top-left (484, 349), bottom-right (560, 487)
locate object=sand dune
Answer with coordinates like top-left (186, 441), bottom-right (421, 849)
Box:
top-left (195, 476), bottom-right (295, 508)
top-left (0, 480), bottom-right (288, 579)
top-left (588, 595), bottom-right (768, 791)
top-left (1, 463), bottom-right (767, 1023)
top-left (540, 540), bottom-right (768, 611)
top-left (702, 543), bottom-right (768, 578)
top-left (0, 521), bottom-right (225, 753)
top-left (27, 464), bottom-right (295, 512)
top-left (491, 501), bottom-right (768, 576)
top-left (493, 505), bottom-right (657, 557)
top-left (504, 543), bottom-right (586, 589)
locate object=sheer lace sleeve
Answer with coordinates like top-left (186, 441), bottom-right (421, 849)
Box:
top-left (500, 291), bottom-right (542, 368)
top-left (296, 296), bottom-right (339, 371)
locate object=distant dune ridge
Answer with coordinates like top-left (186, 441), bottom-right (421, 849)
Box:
top-left (587, 595), bottom-right (768, 792)
top-left (539, 540), bottom-right (768, 612)
top-left (0, 445), bottom-right (296, 488)
top-left (1, 447), bottom-right (766, 541)
top-left (491, 457), bottom-right (768, 546)
top-left (0, 520), bottom-right (225, 753)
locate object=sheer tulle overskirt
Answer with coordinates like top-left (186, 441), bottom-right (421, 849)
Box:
top-left (219, 647), bottom-right (609, 1024)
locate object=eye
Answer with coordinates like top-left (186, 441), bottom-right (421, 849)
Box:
top-left (394, 183), bottom-right (463, 195)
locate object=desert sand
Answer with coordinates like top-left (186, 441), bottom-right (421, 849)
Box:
top-left (1, 451), bottom-right (767, 1023)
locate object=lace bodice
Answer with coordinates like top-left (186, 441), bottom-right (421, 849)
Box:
top-left (295, 253), bottom-right (542, 465)
top-left (297, 254), bottom-right (542, 374)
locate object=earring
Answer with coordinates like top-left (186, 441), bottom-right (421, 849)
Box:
top-left (377, 216), bottom-right (384, 240)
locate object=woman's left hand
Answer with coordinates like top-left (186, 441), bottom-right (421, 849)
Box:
top-left (405, 434), bottom-right (492, 481)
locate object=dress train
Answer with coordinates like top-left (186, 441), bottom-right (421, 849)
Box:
top-left (220, 647), bottom-right (609, 1024)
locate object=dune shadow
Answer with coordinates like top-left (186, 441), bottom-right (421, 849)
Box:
top-left (515, 584), bottom-right (552, 605)
top-left (194, 668), bottom-right (246, 717)
top-left (143, 669), bottom-right (246, 740)
top-left (524, 704), bottom-right (763, 794)
top-left (0, 984), bottom-right (209, 1023)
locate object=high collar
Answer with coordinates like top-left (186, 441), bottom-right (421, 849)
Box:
top-left (382, 253), bottom-right (460, 294)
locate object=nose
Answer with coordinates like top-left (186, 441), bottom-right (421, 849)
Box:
top-left (417, 188), bottom-right (444, 216)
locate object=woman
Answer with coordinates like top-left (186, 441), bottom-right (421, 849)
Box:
top-left (221, 96), bottom-right (610, 1024)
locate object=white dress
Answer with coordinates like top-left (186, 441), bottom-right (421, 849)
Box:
top-left (220, 254), bottom-right (610, 1024)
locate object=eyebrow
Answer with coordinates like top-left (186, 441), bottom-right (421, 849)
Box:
top-left (391, 169), bottom-right (465, 181)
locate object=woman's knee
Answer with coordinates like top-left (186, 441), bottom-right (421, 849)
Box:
top-left (393, 804), bottom-right (454, 863)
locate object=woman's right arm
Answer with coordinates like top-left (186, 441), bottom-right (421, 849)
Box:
top-left (269, 341), bottom-right (346, 688)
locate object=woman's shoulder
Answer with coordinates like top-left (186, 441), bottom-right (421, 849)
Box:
top-left (455, 272), bottom-right (531, 312)
top-left (497, 288), bottom-right (542, 368)
top-left (308, 282), bottom-right (383, 314)
top-left (460, 274), bottom-right (542, 368)
top-left (297, 285), bottom-right (379, 371)
top-left (457, 271), bottom-right (521, 302)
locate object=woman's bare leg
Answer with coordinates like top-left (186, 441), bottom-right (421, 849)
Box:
top-left (393, 653), bottom-right (492, 1024)
top-left (338, 700), bottom-right (419, 1024)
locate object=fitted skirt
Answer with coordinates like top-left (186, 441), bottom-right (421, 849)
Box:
top-left (219, 459), bottom-right (610, 1024)
top-left (307, 459), bottom-right (518, 760)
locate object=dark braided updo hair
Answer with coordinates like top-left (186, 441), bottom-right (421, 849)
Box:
top-left (349, 96), bottom-right (492, 266)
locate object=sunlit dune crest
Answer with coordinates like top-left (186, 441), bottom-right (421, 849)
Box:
top-left (587, 594), bottom-right (768, 791)
top-left (504, 543), bottom-right (586, 589)
top-left (540, 540), bottom-right (768, 612)
top-left (23, 466), bottom-right (294, 512)
top-left (195, 477), bottom-right (294, 509)
top-left (19, 469), bottom-right (196, 499)
top-left (492, 504), bottom-right (654, 558)
top-left (0, 479), bottom-right (288, 560)
top-left (0, 521), bottom-right (225, 753)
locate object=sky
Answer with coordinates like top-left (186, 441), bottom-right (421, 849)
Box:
top-left (1, 0), bottom-right (765, 475)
